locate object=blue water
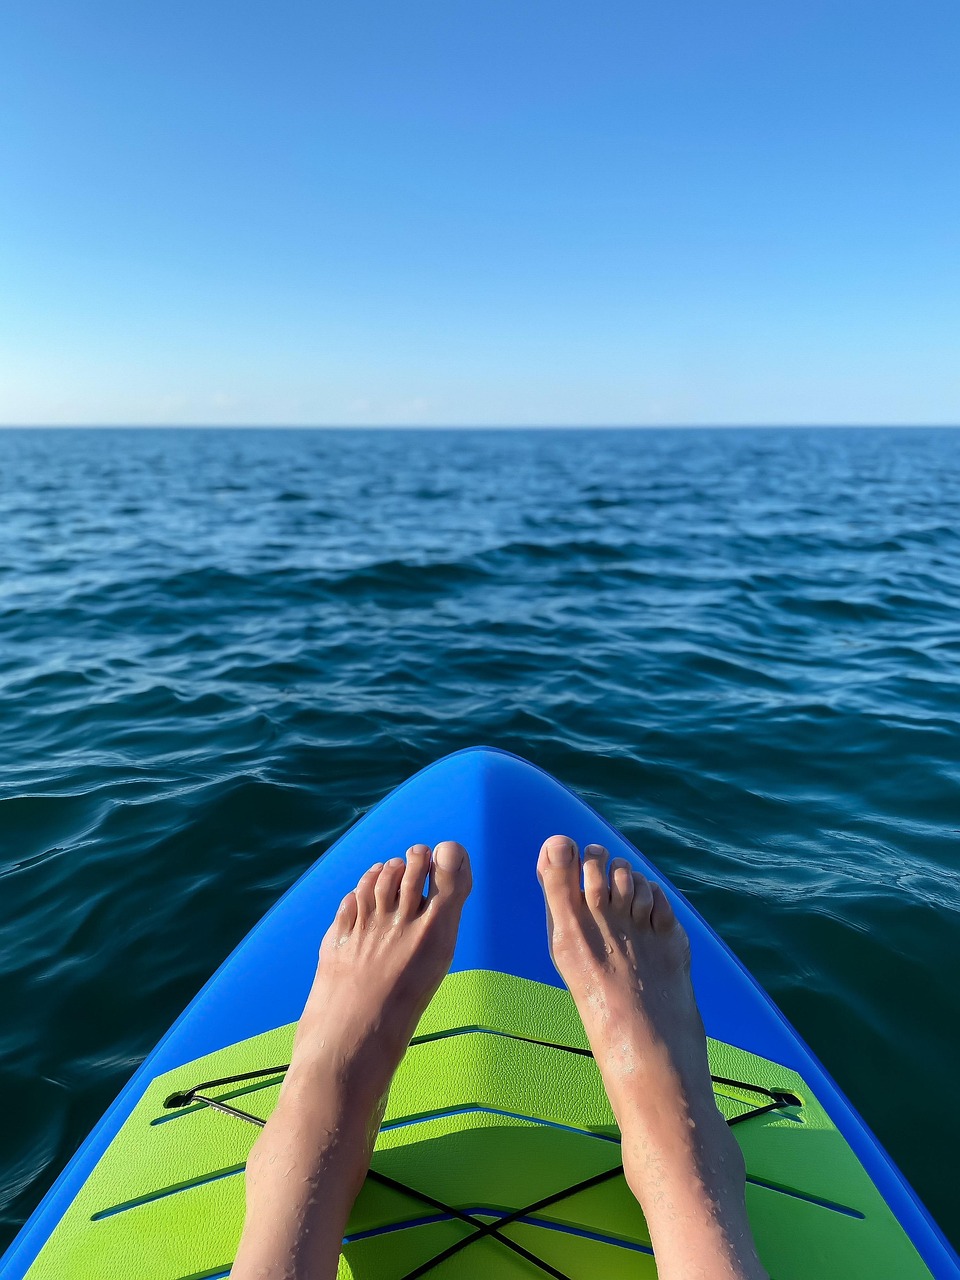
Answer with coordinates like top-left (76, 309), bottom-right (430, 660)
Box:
top-left (1, 426), bottom-right (958, 1251)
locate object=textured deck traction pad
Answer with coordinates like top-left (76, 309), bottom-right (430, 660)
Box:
top-left (26, 970), bottom-right (933, 1279)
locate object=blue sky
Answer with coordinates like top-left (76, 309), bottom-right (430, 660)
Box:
top-left (2, 0), bottom-right (958, 425)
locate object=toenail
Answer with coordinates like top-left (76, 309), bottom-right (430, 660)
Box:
top-left (585, 844), bottom-right (605, 856)
top-left (434, 842), bottom-right (464, 870)
top-left (546, 837), bottom-right (575, 865)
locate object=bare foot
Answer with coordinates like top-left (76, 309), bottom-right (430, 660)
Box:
top-left (231, 841), bottom-right (472, 1280)
top-left (537, 835), bottom-right (768, 1280)
top-left (290, 839), bottom-right (472, 1108)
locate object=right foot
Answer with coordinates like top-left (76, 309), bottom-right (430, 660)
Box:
top-left (537, 835), bottom-right (768, 1280)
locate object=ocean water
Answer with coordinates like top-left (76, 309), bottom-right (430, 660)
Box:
top-left (1, 425), bottom-right (958, 1254)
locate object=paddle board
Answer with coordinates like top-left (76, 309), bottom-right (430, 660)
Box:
top-left (2, 747), bottom-right (956, 1278)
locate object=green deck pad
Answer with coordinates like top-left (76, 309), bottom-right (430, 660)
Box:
top-left (339, 1219), bottom-right (569, 1280)
top-left (25, 969), bottom-right (933, 1279)
top-left (499, 1218), bottom-right (659, 1280)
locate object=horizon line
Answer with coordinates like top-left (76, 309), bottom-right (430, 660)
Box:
top-left (2, 422), bottom-right (959, 431)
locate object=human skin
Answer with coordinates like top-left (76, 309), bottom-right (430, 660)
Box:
top-left (230, 834), bottom-right (768, 1280)
top-left (230, 840), bottom-right (472, 1280)
top-left (537, 834), bottom-right (769, 1280)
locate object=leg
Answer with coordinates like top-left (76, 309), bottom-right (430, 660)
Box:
top-left (537, 835), bottom-right (769, 1280)
top-left (231, 840), bottom-right (472, 1280)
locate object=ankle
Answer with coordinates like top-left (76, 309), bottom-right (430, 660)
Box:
top-left (620, 1099), bottom-right (741, 1198)
top-left (601, 1033), bottom-right (715, 1133)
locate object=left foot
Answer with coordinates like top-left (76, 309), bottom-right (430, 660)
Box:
top-left (231, 841), bottom-right (472, 1280)
top-left (288, 839), bottom-right (472, 1111)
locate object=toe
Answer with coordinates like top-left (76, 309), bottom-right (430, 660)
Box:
top-left (399, 844), bottom-right (431, 917)
top-left (427, 841), bottom-right (472, 908)
top-left (610, 858), bottom-right (635, 913)
top-left (355, 863), bottom-right (384, 924)
top-left (650, 882), bottom-right (677, 934)
top-left (536, 835), bottom-right (582, 921)
top-left (375, 858), bottom-right (406, 914)
top-left (630, 872), bottom-right (655, 927)
top-left (334, 890), bottom-right (359, 936)
top-left (582, 843), bottom-right (610, 910)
